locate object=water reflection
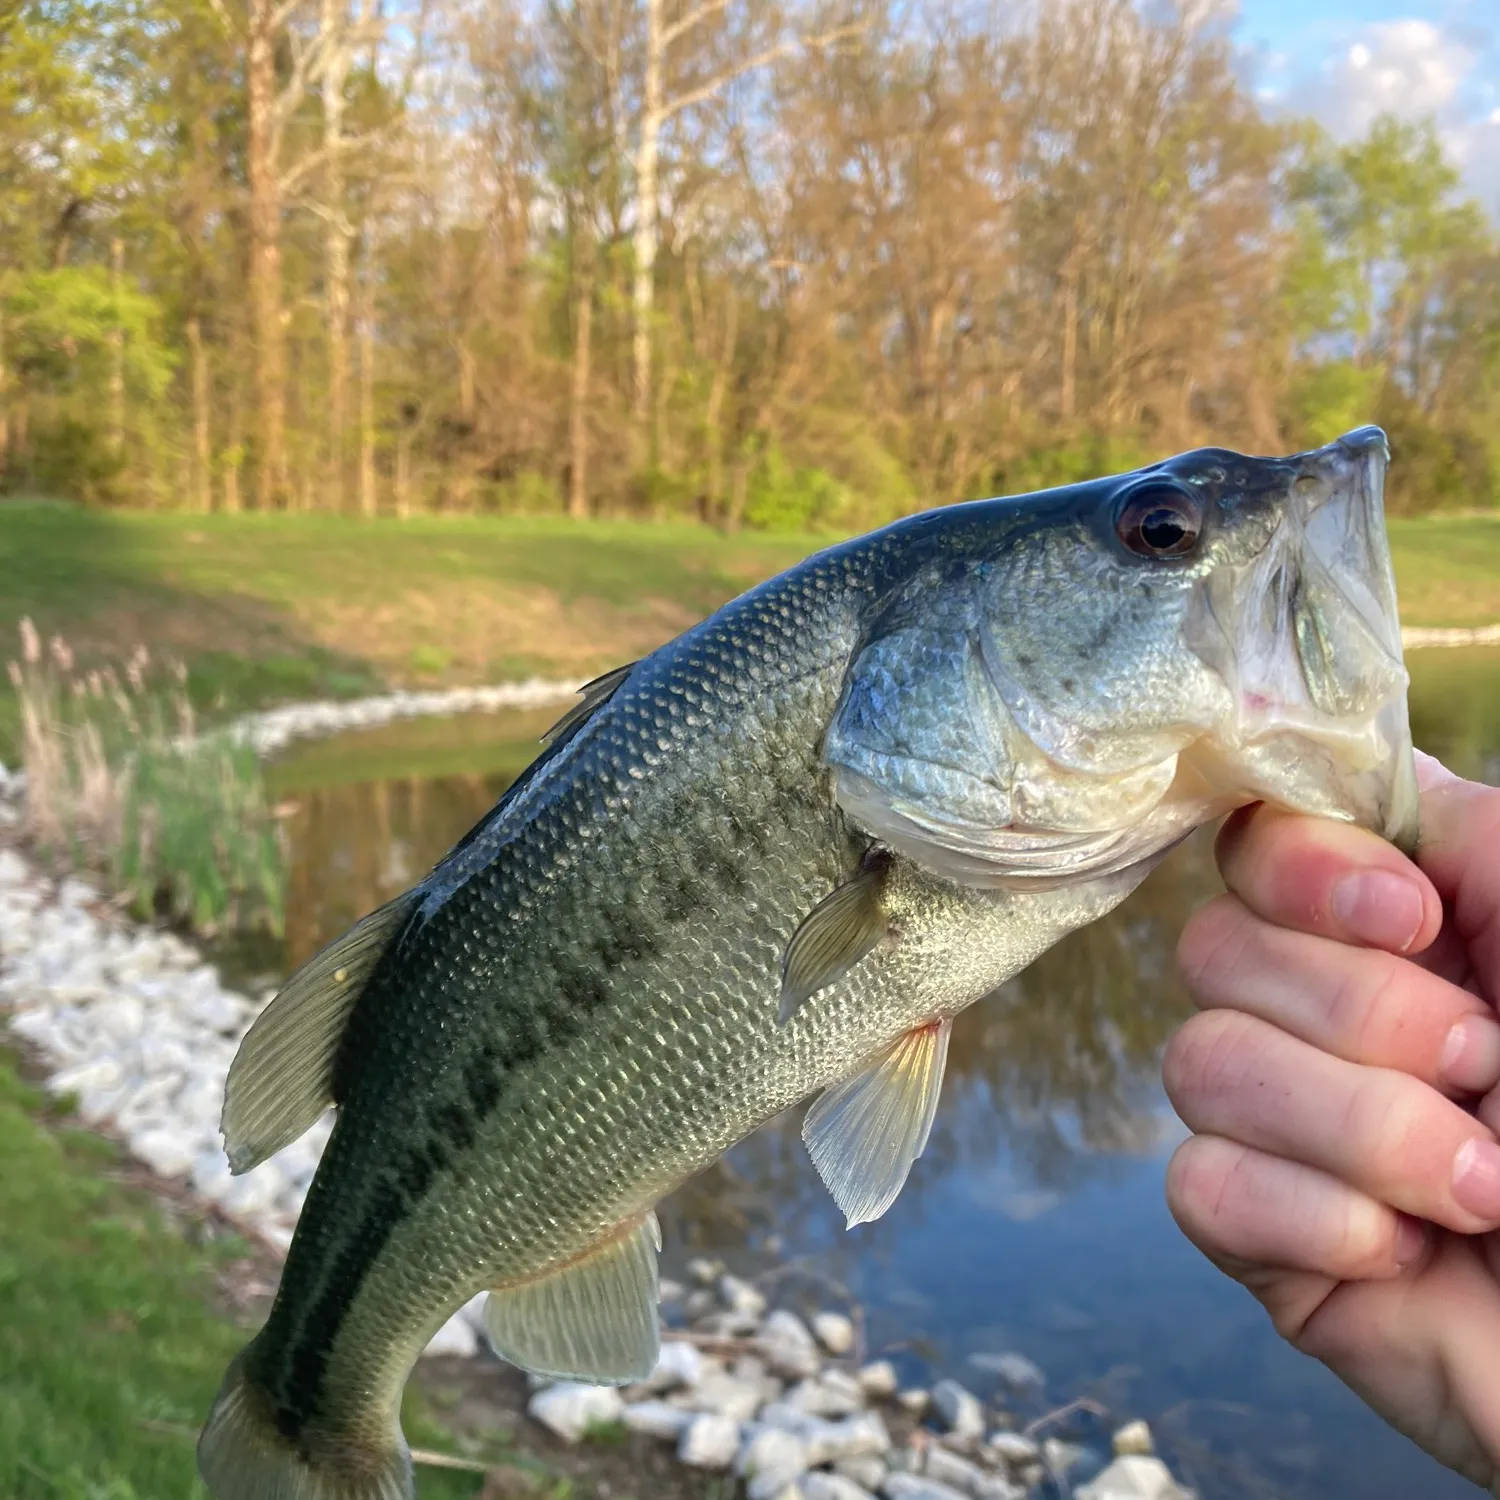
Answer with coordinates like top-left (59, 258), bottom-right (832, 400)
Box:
top-left (255, 650), bottom-right (1500, 1500)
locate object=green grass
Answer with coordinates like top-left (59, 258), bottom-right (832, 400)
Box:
top-left (1386, 515), bottom-right (1500, 630)
top-left (0, 500), bottom-right (1495, 762)
top-left (0, 1046), bottom-right (483, 1500)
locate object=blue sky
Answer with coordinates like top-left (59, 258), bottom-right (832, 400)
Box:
top-left (1229, 0), bottom-right (1500, 209)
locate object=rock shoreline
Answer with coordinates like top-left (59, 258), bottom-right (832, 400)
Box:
top-left (0, 686), bottom-right (1210, 1499)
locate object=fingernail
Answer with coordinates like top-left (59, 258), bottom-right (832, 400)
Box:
top-left (1452, 1137), bottom-right (1500, 1222)
top-left (1440, 1017), bottom-right (1500, 1094)
top-left (1331, 870), bottom-right (1425, 951)
top-left (1394, 1214), bottom-right (1426, 1267)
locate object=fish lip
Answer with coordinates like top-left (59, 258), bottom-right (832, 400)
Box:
top-left (1190, 426), bottom-right (1420, 850)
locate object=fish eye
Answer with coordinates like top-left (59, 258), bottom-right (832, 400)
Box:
top-left (1114, 484), bottom-right (1203, 559)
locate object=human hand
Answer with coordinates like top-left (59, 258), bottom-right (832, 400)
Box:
top-left (1165, 752), bottom-right (1500, 1493)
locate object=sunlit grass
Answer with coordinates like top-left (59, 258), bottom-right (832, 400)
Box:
top-left (0, 1047), bottom-right (483, 1499)
top-left (0, 503), bottom-right (1494, 769)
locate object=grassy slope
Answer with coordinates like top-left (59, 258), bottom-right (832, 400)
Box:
top-left (0, 1046), bottom-right (482, 1500)
top-left (0, 500), bottom-right (1495, 750)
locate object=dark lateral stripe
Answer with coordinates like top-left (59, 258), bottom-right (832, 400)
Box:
top-left (259, 883), bottom-right (669, 1438)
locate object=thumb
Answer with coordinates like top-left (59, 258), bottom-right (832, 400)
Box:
top-left (1413, 752), bottom-right (1500, 999)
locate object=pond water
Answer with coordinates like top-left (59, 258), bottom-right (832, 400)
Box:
top-left (253, 649), bottom-right (1500, 1500)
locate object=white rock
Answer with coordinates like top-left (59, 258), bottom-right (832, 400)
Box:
top-left (422, 1314), bottom-right (479, 1358)
top-left (1043, 1438), bottom-right (1089, 1475)
top-left (670, 1372), bottom-right (765, 1422)
top-left (92, 996), bottom-right (146, 1042)
top-left (527, 1383), bottom-right (626, 1443)
top-left (687, 1256), bottom-right (725, 1286)
top-left (685, 1289), bottom-right (718, 1322)
top-left (718, 1273), bottom-right (769, 1319)
top-left (658, 1277), bottom-right (686, 1303)
top-left (968, 1352), bottom-right (1044, 1392)
top-left (931, 1380), bottom-right (984, 1442)
top-left (191, 1150), bottom-right (234, 1200)
top-left (835, 1456), bottom-right (889, 1490)
top-left (677, 1413), bottom-right (741, 1469)
top-left (785, 1379), bottom-right (856, 1418)
top-left (805, 1477), bottom-right (876, 1500)
top-left (857, 1360), bottom-right (899, 1399)
top-left (882, 1476), bottom-right (969, 1500)
top-left (1112, 1420), bottom-right (1154, 1457)
top-left (737, 1426), bottom-right (810, 1499)
top-left (56, 877), bottom-right (99, 908)
top-left (220, 1167), bottom-right (285, 1219)
top-left (0, 849), bottom-right (29, 884)
top-left (186, 988), bottom-right (249, 1033)
top-left (641, 1338), bottom-right (703, 1393)
top-left (623, 1400), bottom-right (693, 1439)
top-left (759, 1308), bottom-right (823, 1379)
top-left (984, 1432), bottom-right (1040, 1466)
top-left (921, 1447), bottom-right (986, 1491)
top-left (813, 1412), bottom-right (891, 1465)
top-left (46, 1058), bottom-right (122, 1098)
top-left (812, 1310), bottom-right (856, 1355)
top-left (896, 1389), bottom-right (930, 1416)
top-left (1075, 1456), bottom-right (1191, 1500)
top-left (128, 1125), bottom-right (198, 1178)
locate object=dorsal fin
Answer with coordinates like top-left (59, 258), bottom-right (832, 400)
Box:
top-left (541, 662), bottom-right (637, 747)
top-left (221, 890), bottom-right (419, 1174)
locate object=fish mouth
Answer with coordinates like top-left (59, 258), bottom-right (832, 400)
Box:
top-left (1187, 426), bottom-right (1420, 853)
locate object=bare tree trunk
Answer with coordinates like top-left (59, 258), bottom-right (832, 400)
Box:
top-left (248, 0), bottom-right (288, 508)
top-left (704, 288), bottom-right (738, 511)
top-left (108, 238), bottom-right (126, 460)
top-left (358, 243), bottom-right (377, 517)
top-left (395, 429), bottom-right (412, 518)
top-left (569, 219), bottom-right (596, 520)
top-left (322, 6), bottom-right (351, 512)
top-left (631, 0), bottom-right (663, 421)
top-left (1059, 260), bottom-right (1079, 424)
top-left (0, 310), bottom-right (10, 484)
top-left (187, 316), bottom-right (213, 512)
top-left (223, 379), bottom-right (244, 513)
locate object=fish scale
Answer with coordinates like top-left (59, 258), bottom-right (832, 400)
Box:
top-left (199, 427), bottom-right (1417, 1500)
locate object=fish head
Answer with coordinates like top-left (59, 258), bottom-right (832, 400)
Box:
top-left (825, 426), bottom-right (1418, 888)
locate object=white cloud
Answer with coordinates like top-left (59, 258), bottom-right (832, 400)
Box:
top-left (1266, 14), bottom-right (1500, 214)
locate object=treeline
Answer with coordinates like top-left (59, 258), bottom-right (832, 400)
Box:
top-left (3, 0), bottom-right (1498, 527)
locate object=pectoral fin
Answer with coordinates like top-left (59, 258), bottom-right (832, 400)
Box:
top-left (803, 1019), bottom-right (952, 1228)
top-left (222, 890), bottom-right (419, 1174)
top-left (778, 852), bottom-right (892, 1026)
top-left (483, 1213), bottom-right (662, 1384)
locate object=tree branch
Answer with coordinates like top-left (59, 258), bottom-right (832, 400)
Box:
top-left (660, 23), bottom-right (865, 124)
top-left (661, 0), bottom-right (731, 50)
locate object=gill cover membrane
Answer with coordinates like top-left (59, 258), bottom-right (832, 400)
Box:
top-left (823, 625), bottom-right (1200, 887)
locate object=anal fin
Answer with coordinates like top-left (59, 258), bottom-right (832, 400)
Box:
top-left (484, 1212), bottom-right (662, 1384)
top-left (222, 890), bottom-right (418, 1174)
top-left (803, 1019), bottom-right (952, 1229)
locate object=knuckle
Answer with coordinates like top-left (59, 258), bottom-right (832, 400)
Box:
top-left (1176, 897), bottom-right (1254, 999)
top-left (1323, 954), bottom-right (1406, 1064)
top-left (1163, 1010), bottom-right (1255, 1120)
top-left (1341, 1069), bottom-right (1425, 1185)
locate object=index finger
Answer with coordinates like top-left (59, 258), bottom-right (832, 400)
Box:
top-left (1214, 802), bottom-right (1443, 956)
top-left (1409, 753), bottom-right (1500, 1000)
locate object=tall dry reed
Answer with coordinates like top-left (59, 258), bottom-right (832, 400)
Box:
top-left (8, 620), bottom-right (285, 935)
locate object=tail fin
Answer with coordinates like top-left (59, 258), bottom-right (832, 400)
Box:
top-left (198, 1350), bottom-right (413, 1500)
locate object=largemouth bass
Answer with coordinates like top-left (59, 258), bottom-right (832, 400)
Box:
top-left (200, 427), bottom-right (1417, 1500)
